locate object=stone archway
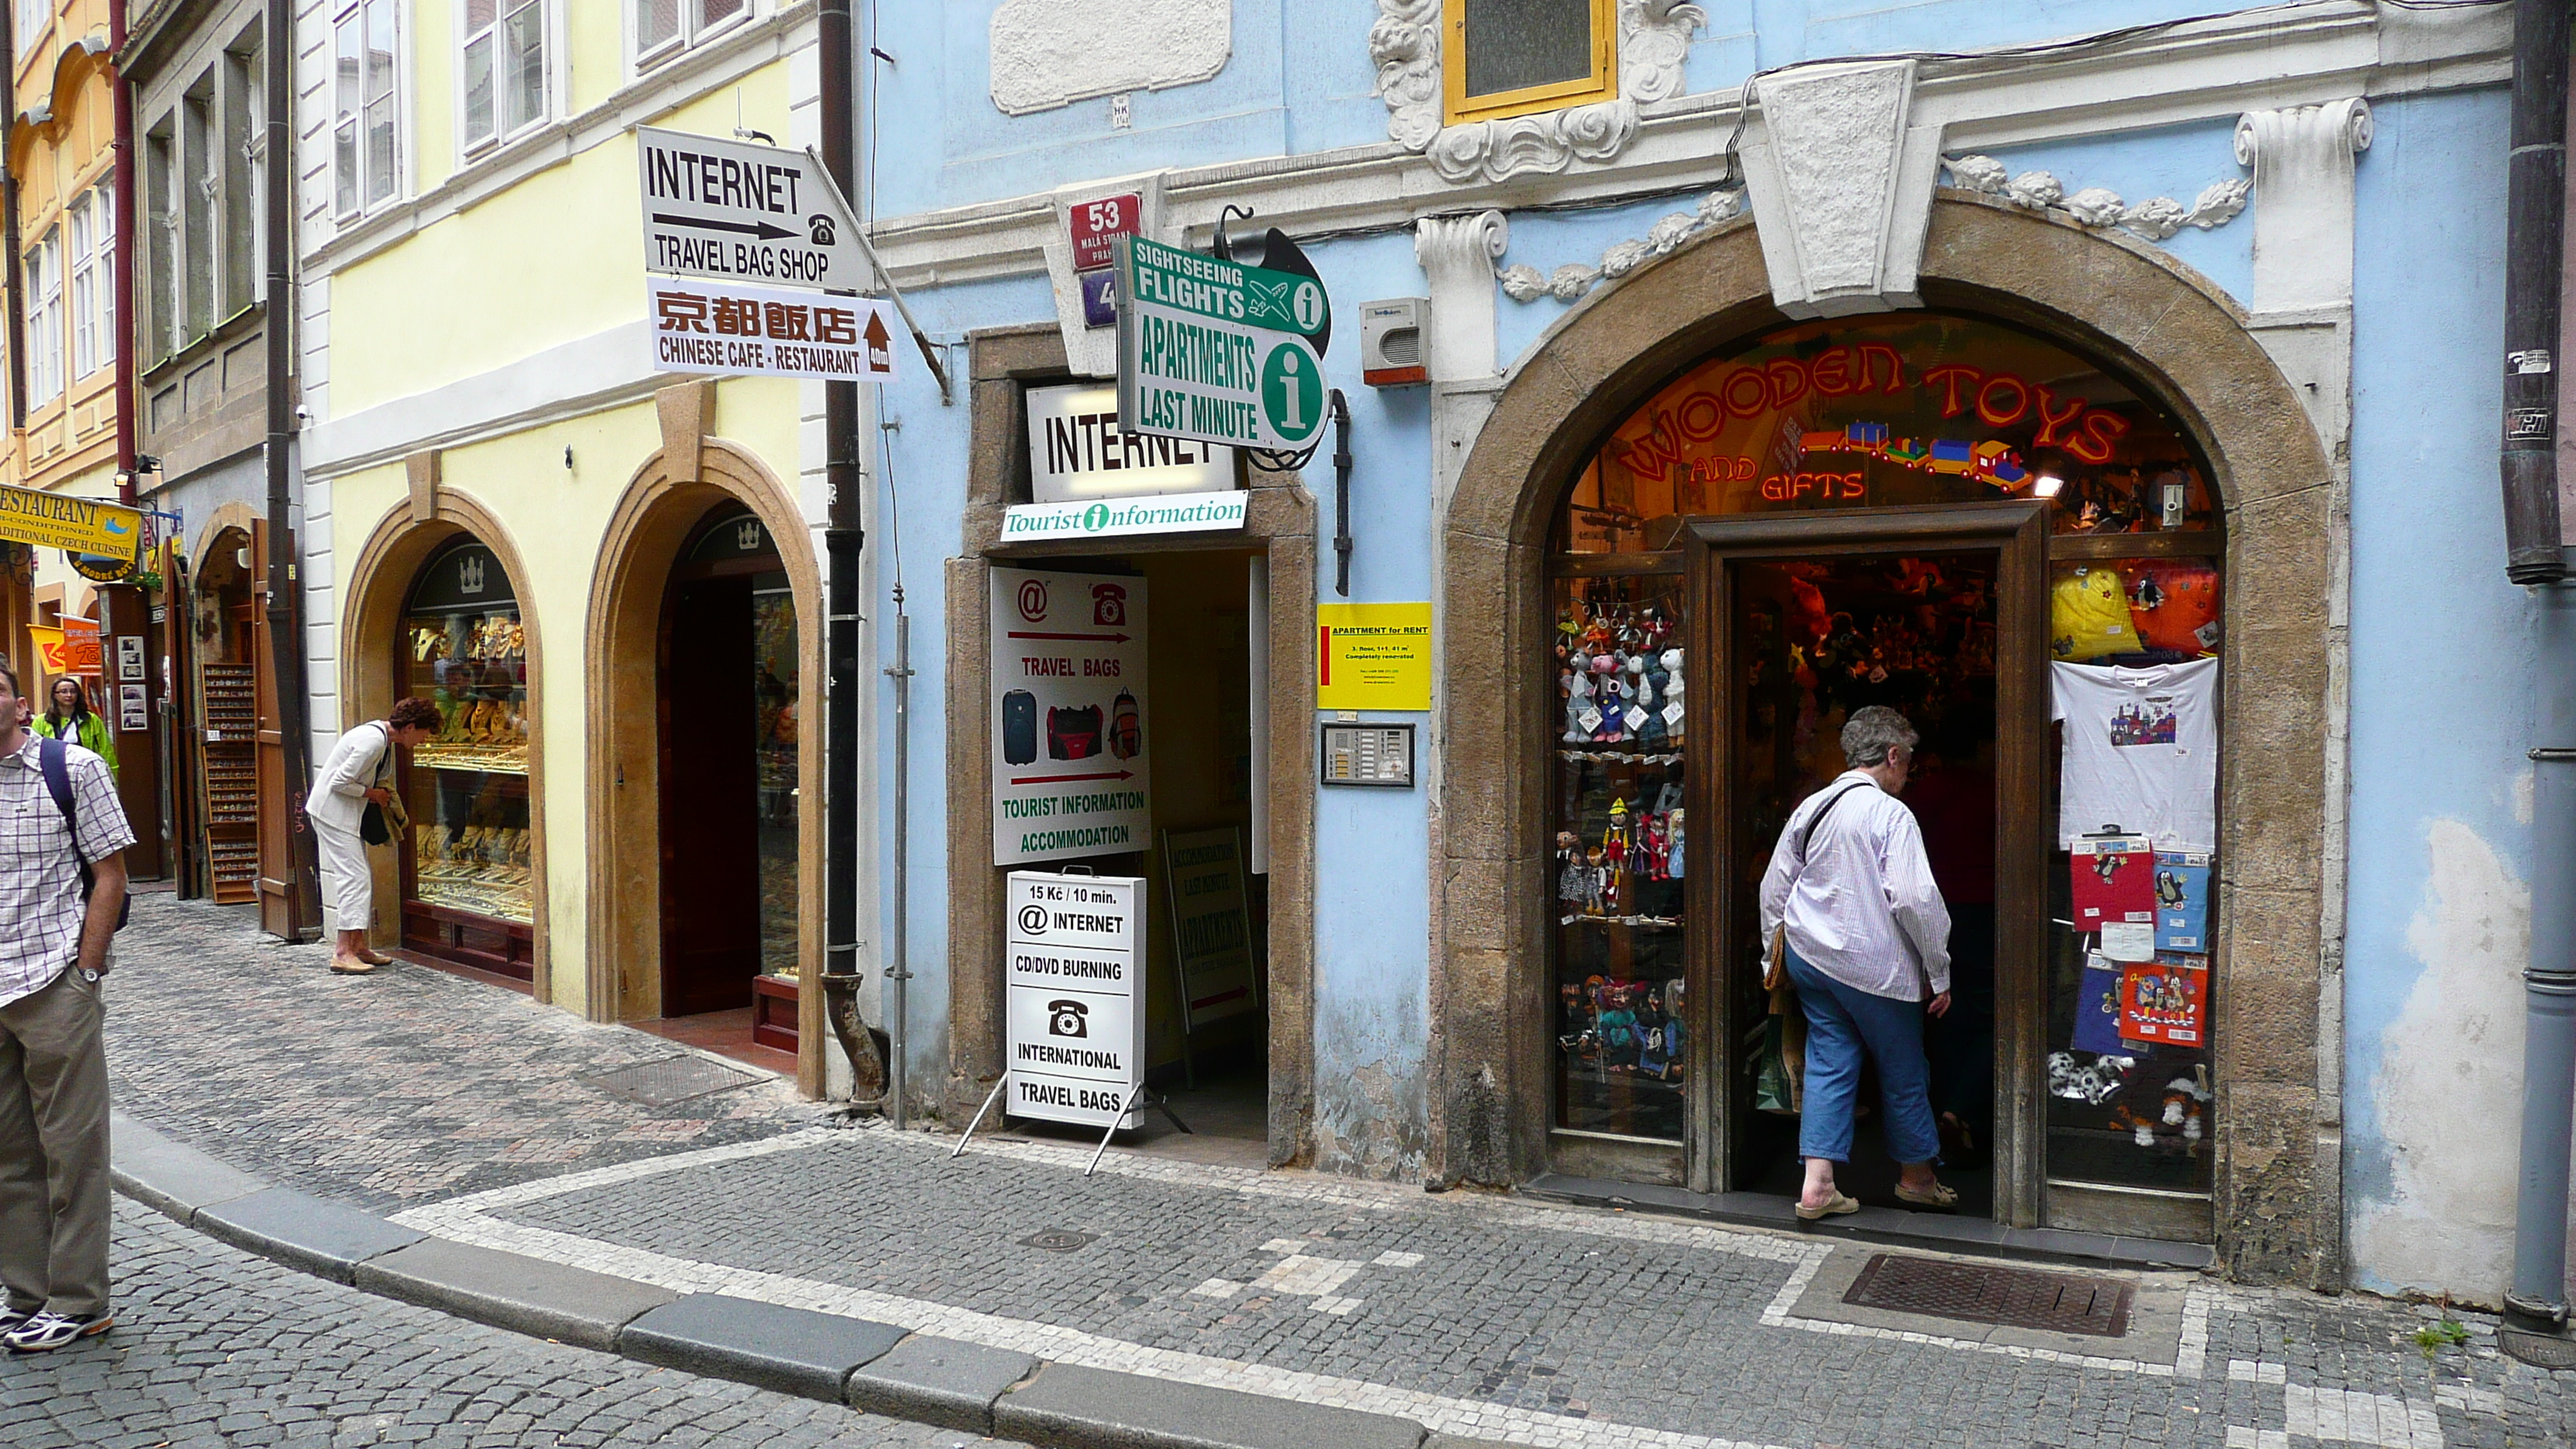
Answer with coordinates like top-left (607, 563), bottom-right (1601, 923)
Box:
top-left (343, 490), bottom-right (548, 999)
top-left (584, 389), bottom-right (827, 1096)
top-left (1432, 193), bottom-right (2335, 1284)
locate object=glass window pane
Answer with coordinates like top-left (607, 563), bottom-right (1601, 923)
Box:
top-left (334, 119), bottom-right (359, 215)
top-left (637, 0), bottom-right (679, 50)
top-left (504, 2), bottom-right (544, 133)
top-left (336, 15), bottom-right (362, 118)
top-left (365, 97), bottom-right (396, 204)
top-left (1461, 0), bottom-right (1594, 100)
top-left (467, 0), bottom-right (495, 29)
top-left (1550, 574), bottom-right (1687, 1142)
top-left (461, 33), bottom-right (494, 146)
top-left (366, 0), bottom-right (396, 103)
top-left (697, 0), bottom-right (744, 29)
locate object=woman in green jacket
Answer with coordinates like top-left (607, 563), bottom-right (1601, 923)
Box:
top-left (33, 675), bottom-right (116, 777)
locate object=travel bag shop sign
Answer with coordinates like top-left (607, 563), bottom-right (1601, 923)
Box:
top-left (990, 566), bottom-right (1151, 867)
top-left (1115, 235), bottom-right (1327, 451)
top-left (635, 126), bottom-right (867, 286)
top-left (1005, 870), bottom-right (1147, 1129)
top-left (0, 485), bottom-right (142, 557)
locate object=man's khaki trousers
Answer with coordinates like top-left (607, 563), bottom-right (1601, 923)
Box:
top-left (0, 966), bottom-right (108, 1317)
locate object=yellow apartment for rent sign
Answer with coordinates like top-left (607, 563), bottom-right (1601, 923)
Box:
top-left (1315, 602), bottom-right (1433, 711)
top-left (0, 485), bottom-right (144, 557)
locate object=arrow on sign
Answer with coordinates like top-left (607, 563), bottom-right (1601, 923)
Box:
top-left (651, 211), bottom-right (795, 242)
top-left (1012, 769), bottom-right (1136, 785)
top-left (1006, 630), bottom-right (1132, 643)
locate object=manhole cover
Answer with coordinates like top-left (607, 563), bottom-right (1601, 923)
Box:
top-left (1019, 1228), bottom-right (1096, 1252)
top-left (1843, 1253), bottom-right (2133, 1338)
top-left (2502, 1328), bottom-right (2576, 1371)
top-left (582, 1055), bottom-right (763, 1107)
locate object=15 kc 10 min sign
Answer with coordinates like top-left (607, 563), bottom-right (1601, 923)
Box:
top-left (1114, 235), bottom-right (1328, 453)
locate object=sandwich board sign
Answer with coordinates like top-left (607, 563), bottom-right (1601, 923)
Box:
top-left (1113, 235), bottom-right (1327, 453)
top-left (636, 126), bottom-right (868, 288)
top-left (1005, 871), bottom-right (1147, 1129)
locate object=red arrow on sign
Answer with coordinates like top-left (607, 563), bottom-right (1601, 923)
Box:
top-left (1006, 630), bottom-right (1132, 643)
top-left (1012, 769), bottom-right (1136, 785)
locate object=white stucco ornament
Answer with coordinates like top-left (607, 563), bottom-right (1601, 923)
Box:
top-left (989, 0), bottom-right (1231, 116)
top-left (1372, 0), bottom-right (1705, 184)
top-left (1940, 154), bottom-right (2251, 243)
top-left (1495, 188), bottom-right (1745, 305)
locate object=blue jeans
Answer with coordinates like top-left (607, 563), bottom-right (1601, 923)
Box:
top-left (1786, 946), bottom-right (1940, 1166)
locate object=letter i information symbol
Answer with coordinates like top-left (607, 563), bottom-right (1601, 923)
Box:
top-left (1259, 341), bottom-right (1324, 446)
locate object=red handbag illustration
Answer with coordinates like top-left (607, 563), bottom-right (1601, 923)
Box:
top-left (1046, 704), bottom-right (1102, 759)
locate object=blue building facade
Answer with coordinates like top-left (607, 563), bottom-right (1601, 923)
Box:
top-left (858, 0), bottom-right (2540, 1300)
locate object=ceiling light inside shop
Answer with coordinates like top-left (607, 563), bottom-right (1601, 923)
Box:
top-left (2032, 474), bottom-right (2065, 498)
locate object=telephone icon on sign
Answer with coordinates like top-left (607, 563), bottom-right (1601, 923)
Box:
top-left (808, 214), bottom-right (838, 246)
top-left (1091, 583), bottom-right (1127, 627)
top-left (1047, 1000), bottom-right (1090, 1038)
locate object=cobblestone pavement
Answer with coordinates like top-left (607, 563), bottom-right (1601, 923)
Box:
top-left (102, 894), bottom-right (821, 1210)
top-left (0, 1202), bottom-right (1023, 1449)
top-left (91, 894), bottom-right (2576, 1449)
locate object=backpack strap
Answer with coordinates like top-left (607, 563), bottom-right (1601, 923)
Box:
top-left (38, 737), bottom-right (94, 896)
top-left (1791, 780), bottom-right (1873, 876)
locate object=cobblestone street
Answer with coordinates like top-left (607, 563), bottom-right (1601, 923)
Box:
top-left (45, 895), bottom-right (2576, 1448)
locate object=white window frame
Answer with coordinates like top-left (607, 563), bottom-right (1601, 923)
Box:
top-left (460, 0), bottom-right (556, 157)
top-left (67, 194), bottom-right (96, 379)
top-left (15, 0), bottom-right (50, 51)
top-left (25, 226), bottom-right (63, 408)
top-left (331, 0), bottom-right (402, 221)
top-left (633, 0), bottom-right (752, 73)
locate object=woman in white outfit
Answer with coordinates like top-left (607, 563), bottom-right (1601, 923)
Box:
top-left (303, 697), bottom-right (441, 975)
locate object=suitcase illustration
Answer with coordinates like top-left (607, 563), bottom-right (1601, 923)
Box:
top-left (1001, 690), bottom-right (1038, 765)
top-left (1047, 704), bottom-right (1103, 759)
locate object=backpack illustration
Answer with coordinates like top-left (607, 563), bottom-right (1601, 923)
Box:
top-left (1001, 690), bottom-right (1038, 765)
top-left (1108, 689), bottom-right (1140, 759)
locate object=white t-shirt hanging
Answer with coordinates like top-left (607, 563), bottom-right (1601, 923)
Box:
top-left (2050, 658), bottom-right (2219, 851)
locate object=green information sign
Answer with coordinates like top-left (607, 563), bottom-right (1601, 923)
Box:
top-left (1115, 235), bottom-right (1329, 452)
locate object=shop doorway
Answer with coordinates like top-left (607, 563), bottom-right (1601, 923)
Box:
top-left (649, 506), bottom-right (800, 1065)
top-left (1718, 543), bottom-right (2006, 1215)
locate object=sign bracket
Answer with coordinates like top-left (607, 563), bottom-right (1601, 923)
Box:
top-left (803, 146), bottom-right (951, 405)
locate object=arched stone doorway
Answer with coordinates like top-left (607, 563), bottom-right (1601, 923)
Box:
top-left (1434, 194), bottom-right (2335, 1283)
top-left (585, 402), bottom-right (827, 1095)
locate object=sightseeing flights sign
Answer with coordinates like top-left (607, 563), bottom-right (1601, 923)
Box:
top-left (1113, 235), bottom-right (1327, 453)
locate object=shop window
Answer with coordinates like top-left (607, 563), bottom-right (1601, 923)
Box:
top-left (1443, 0), bottom-right (1616, 127)
top-left (462, 0), bottom-right (549, 153)
top-left (24, 227), bottom-right (61, 408)
top-left (332, 0), bottom-right (400, 218)
top-left (399, 540), bottom-right (536, 978)
top-left (1551, 310), bottom-right (2224, 1216)
top-left (636, 0), bottom-right (750, 67)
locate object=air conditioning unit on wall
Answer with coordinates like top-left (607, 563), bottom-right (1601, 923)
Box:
top-left (1361, 298), bottom-right (1429, 388)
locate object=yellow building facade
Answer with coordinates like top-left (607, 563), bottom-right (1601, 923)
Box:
top-left (297, 0), bottom-right (861, 1094)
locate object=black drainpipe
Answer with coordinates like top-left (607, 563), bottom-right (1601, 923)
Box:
top-left (2501, 0), bottom-right (2574, 1334)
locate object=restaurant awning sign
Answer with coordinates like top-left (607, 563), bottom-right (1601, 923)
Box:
top-left (0, 485), bottom-right (143, 557)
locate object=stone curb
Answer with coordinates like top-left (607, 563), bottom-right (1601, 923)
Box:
top-left (109, 1114), bottom-right (1443, 1449)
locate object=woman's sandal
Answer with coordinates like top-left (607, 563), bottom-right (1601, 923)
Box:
top-left (1894, 1181), bottom-right (1960, 1211)
top-left (1794, 1191), bottom-right (1861, 1221)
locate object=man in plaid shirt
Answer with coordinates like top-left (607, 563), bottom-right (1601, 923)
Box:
top-left (0, 656), bottom-right (133, 1352)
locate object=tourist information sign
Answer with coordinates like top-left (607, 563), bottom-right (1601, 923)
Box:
top-left (1113, 235), bottom-right (1328, 453)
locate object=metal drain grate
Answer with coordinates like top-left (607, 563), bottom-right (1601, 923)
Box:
top-left (581, 1055), bottom-right (764, 1107)
top-left (1019, 1228), bottom-right (1097, 1252)
top-left (2502, 1329), bottom-right (2576, 1371)
top-left (1843, 1253), bottom-right (2133, 1338)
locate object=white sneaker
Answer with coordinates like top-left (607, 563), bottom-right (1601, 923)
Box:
top-left (4, 1310), bottom-right (112, 1352)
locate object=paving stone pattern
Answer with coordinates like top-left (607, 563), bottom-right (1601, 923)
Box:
top-left (494, 1130), bottom-right (2574, 1449)
top-left (0, 1204), bottom-right (1021, 1449)
top-left (101, 895), bottom-right (820, 1211)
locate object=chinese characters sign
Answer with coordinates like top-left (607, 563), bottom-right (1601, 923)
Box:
top-left (648, 277), bottom-right (899, 383)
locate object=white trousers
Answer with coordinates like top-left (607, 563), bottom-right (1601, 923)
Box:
top-left (313, 817), bottom-right (372, 934)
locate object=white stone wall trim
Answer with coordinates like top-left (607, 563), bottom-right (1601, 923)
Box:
top-left (301, 321), bottom-right (659, 481)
